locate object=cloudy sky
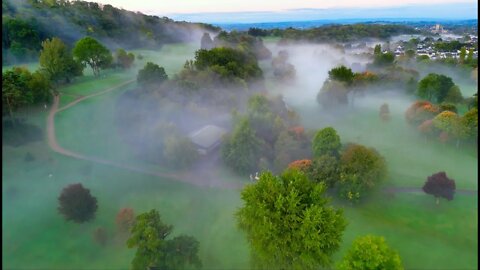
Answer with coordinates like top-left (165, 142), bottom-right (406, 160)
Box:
top-left (88, 0), bottom-right (477, 23)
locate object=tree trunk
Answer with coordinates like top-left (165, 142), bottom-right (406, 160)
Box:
top-left (6, 96), bottom-right (15, 126)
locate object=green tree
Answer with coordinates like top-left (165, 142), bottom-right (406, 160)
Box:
top-left (237, 170), bottom-right (347, 269)
top-left (373, 44), bottom-right (381, 55)
top-left (163, 135), bottom-right (199, 169)
top-left (312, 127), bottom-right (341, 158)
top-left (2, 68), bottom-right (32, 120)
top-left (417, 73), bottom-right (455, 103)
top-left (432, 111), bottom-right (458, 135)
top-left (115, 48), bottom-right (135, 69)
top-left (222, 118), bottom-right (263, 175)
top-left (337, 235), bottom-right (403, 270)
top-left (137, 62), bottom-right (168, 86)
top-left (39, 37), bottom-right (83, 83)
top-left (459, 47), bottom-right (466, 64)
top-left (405, 49), bottom-right (415, 58)
top-left (309, 154), bottom-right (340, 187)
top-left (328, 65), bottom-right (354, 85)
top-left (374, 52), bottom-right (395, 66)
top-left (444, 85), bottom-right (463, 104)
top-left (339, 144), bottom-right (387, 202)
top-left (73, 36), bottom-right (112, 76)
top-left (460, 108), bottom-right (478, 142)
top-left (127, 209), bottom-right (201, 270)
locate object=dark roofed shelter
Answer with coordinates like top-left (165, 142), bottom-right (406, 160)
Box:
top-left (188, 125), bottom-right (227, 155)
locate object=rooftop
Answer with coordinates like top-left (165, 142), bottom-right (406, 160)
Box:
top-left (188, 125), bottom-right (227, 150)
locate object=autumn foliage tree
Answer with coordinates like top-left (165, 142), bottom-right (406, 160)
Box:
top-left (405, 100), bottom-right (440, 126)
top-left (116, 208), bottom-right (135, 233)
top-left (339, 144), bottom-right (387, 202)
top-left (58, 183), bottom-right (98, 223)
top-left (422, 172), bottom-right (456, 205)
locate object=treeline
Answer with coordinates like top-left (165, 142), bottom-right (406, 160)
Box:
top-left (2, 0), bottom-right (219, 64)
top-left (246, 23), bottom-right (418, 42)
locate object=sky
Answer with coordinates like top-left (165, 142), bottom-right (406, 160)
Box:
top-left (89, 0), bottom-right (478, 23)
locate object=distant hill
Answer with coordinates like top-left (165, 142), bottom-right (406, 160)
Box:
top-left (2, 0), bottom-right (220, 64)
top-left (216, 19), bottom-right (478, 31)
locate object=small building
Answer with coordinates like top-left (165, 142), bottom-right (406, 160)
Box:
top-left (188, 125), bottom-right (227, 155)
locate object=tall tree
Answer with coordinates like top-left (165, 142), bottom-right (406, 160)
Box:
top-left (73, 37), bottom-right (112, 76)
top-left (422, 172), bottom-right (456, 205)
top-left (127, 209), bottom-right (201, 270)
top-left (338, 235), bottom-right (403, 270)
top-left (137, 62), bottom-right (168, 86)
top-left (312, 127), bottom-right (341, 158)
top-left (339, 144), bottom-right (387, 202)
top-left (200, 32), bottom-right (214, 50)
top-left (39, 37), bottom-right (83, 83)
top-left (417, 73), bottom-right (455, 103)
top-left (58, 183), bottom-right (98, 223)
top-left (115, 48), bottom-right (135, 69)
top-left (236, 170), bottom-right (347, 269)
top-left (328, 65), bottom-right (354, 85)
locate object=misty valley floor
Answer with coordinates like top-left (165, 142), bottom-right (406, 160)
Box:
top-left (2, 43), bottom-right (478, 269)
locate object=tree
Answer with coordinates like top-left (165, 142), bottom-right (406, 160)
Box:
top-left (287, 159), bottom-right (313, 171)
top-left (328, 65), bottom-right (354, 85)
top-left (432, 111), bottom-right (458, 135)
top-left (222, 118), bottom-right (263, 175)
top-left (73, 37), bottom-right (112, 76)
top-left (405, 101), bottom-right (440, 126)
top-left (236, 170), bottom-right (347, 269)
top-left (405, 49), bottom-right (415, 58)
top-left (127, 209), bottom-right (201, 270)
top-left (459, 47), bottom-right (466, 64)
top-left (460, 108), bottom-right (478, 142)
top-left (418, 119), bottom-right (435, 141)
top-left (373, 52), bottom-right (395, 66)
top-left (339, 144), bottom-right (387, 202)
top-left (422, 172), bottom-right (456, 205)
top-left (39, 37), bottom-right (83, 83)
top-left (379, 103), bottom-right (390, 122)
top-left (58, 183), bottom-right (98, 223)
top-left (137, 62), bottom-right (168, 86)
top-left (93, 227), bottom-right (108, 246)
top-left (373, 44), bottom-right (382, 55)
top-left (417, 73), bottom-right (455, 103)
top-left (312, 127), bottom-right (341, 158)
top-left (163, 135), bottom-right (199, 169)
top-left (310, 154), bottom-right (340, 187)
top-left (338, 235), bottom-right (403, 270)
top-left (116, 208), bottom-right (135, 233)
top-left (115, 48), bottom-right (135, 69)
top-left (2, 68), bottom-right (32, 121)
top-left (444, 85), bottom-right (463, 104)
top-left (317, 80), bottom-right (349, 108)
top-left (200, 32), bottom-right (214, 50)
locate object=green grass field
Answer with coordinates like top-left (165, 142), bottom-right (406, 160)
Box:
top-left (2, 42), bottom-right (478, 269)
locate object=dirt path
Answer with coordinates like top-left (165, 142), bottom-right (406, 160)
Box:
top-left (47, 79), bottom-right (242, 189)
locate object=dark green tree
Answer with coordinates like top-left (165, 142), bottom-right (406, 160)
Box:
top-left (328, 65), bottom-right (355, 85)
top-left (417, 73), bottom-right (455, 103)
top-left (137, 62), bottom-right (168, 86)
top-left (127, 209), bottom-right (201, 270)
top-left (236, 170), bottom-right (347, 269)
top-left (58, 183), bottom-right (98, 223)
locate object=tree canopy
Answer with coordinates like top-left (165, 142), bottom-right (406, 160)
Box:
top-left (127, 209), bottom-right (201, 270)
top-left (417, 73), bottom-right (456, 103)
top-left (57, 183), bottom-right (98, 223)
top-left (236, 170), bottom-right (347, 269)
top-left (137, 62), bottom-right (168, 86)
top-left (73, 36), bottom-right (112, 76)
top-left (312, 127), bottom-right (341, 158)
top-left (422, 172), bottom-right (456, 204)
top-left (39, 37), bottom-right (83, 83)
top-left (338, 235), bottom-right (403, 270)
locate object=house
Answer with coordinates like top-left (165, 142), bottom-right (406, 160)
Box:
top-left (188, 125), bottom-right (227, 155)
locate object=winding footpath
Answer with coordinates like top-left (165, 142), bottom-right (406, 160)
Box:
top-left (47, 79), bottom-right (242, 189)
top-left (46, 79), bottom-right (477, 194)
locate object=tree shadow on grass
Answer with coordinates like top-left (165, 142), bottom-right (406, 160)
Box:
top-left (2, 120), bottom-right (43, 147)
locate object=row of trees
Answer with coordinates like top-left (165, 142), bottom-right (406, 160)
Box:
top-left (406, 100), bottom-right (478, 147)
top-left (3, 35), bottom-right (136, 122)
